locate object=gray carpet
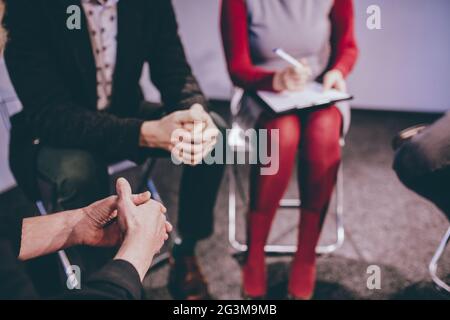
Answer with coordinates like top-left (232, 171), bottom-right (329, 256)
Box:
top-left (1, 106), bottom-right (449, 300)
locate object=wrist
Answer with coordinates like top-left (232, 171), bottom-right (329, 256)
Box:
top-left (330, 68), bottom-right (344, 78)
top-left (67, 209), bottom-right (85, 247)
top-left (139, 121), bottom-right (159, 148)
top-left (272, 71), bottom-right (285, 92)
top-left (115, 237), bottom-right (154, 281)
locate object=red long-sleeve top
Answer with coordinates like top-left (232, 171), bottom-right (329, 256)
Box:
top-left (220, 0), bottom-right (359, 92)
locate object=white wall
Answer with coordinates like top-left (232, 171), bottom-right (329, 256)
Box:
top-left (348, 0), bottom-right (450, 112)
top-left (141, 0), bottom-right (231, 101)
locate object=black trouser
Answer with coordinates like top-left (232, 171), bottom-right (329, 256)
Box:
top-left (36, 104), bottom-right (227, 277)
top-left (393, 112), bottom-right (450, 220)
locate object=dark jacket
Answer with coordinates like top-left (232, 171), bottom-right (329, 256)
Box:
top-left (0, 213), bottom-right (143, 300)
top-left (3, 0), bottom-right (208, 199)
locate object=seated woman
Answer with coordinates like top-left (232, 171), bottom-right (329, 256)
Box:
top-left (0, 178), bottom-right (172, 299)
top-left (221, 0), bottom-right (358, 299)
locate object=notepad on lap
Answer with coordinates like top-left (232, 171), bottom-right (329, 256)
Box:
top-left (257, 82), bottom-right (353, 114)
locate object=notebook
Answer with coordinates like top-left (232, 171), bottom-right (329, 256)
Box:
top-left (257, 82), bottom-right (353, 114)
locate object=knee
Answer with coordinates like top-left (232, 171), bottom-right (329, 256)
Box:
top-left (309, 107), bottom-right (342, 132)
top-left (57, 151), bottom-right (101, 195)
top-left (303, 107), bottom-right (342, 159)
top-left (393, 139), bottom-right (431, 188)
top-left (265, 115), bottom-right (301, 150)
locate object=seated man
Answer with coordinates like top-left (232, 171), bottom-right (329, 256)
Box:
top-left (4, 0), bottom-right (225, 299)
top-left (393, 112), bottom-right (450, 220)
top-left (0, 178), bottom-right (172, 300)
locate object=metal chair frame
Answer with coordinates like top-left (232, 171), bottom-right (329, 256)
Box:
top-left (428, 226), bottom-right (450, 293)
top-left (228, 127), bottom-right (346, 256)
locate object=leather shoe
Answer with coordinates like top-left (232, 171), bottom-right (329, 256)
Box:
top-left (168, 255), bottom-right (211, 300)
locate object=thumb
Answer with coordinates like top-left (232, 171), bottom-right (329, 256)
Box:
top-left (323, 75), bottom-right (333, 91)
top-left (174, 108), bottom-right (208, 125)
top-left (189, 104), bottom-right (210, 122)
top-left (116, 177), bottom-right (134, 208)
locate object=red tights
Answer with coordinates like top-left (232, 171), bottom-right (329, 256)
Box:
top-left (243, 106), bottom-right (342, 299)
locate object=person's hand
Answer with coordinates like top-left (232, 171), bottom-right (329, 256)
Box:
top-left (74, 192), bottom-right (151, 248)
top-left (323, 69), bottom-right (347, 92)
top-left (173, 105), bottom-right (219, 166)
top-left (140, 104), bottom-right (219, 166)
top-left (273, 60), bottom-right (312, 92)
top-left (114, 178), bottom-right (172, 280)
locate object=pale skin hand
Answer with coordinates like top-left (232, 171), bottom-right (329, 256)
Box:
top-left (323, 69), bottom-right (347, 92)
top-left (114, 178), bottom-right (173, 281)
top-left (140, 104), bottom-right (219, 166)
top-left (273, 59), bottom-right (312, 92)
top-left (18, 192), bottom-right (151, 261)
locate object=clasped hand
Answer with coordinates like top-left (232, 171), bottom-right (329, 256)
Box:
top-left (140, 104), bottom-right (220, 166)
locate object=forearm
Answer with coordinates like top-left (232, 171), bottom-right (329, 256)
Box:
top-left (60, 260), bottom-right (143, 300)
top-left (18, 209), bottom-right (83, 261)
top-left (31, 105), bottom-right (144, 160)
top-left (114, 238), bottom-right (154, 281)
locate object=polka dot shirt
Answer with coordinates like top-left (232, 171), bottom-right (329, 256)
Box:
top-left (81, 0), bottom-right (119, 110)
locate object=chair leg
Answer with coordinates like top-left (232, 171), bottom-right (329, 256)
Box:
top-left (228, 158), bottom-right (346, 256)
top-left (228, 165), bottom-right (248, 252)
top-left (35, 201), bottom-right (79, 289)
top-left (429, 226), bottom-right (450, 293)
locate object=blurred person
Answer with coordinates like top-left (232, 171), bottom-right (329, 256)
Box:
top-left (394, 113), bottom-right (450, 221)
top-left (4, 0), bottom-right (225, 300)
top-left (0, 178), bottom-right (172, 300)
top-left (221, 0), bottom-right (358, 299)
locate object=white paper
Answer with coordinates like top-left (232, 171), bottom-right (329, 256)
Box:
top-left (257, 82), bottom-right (352, 113)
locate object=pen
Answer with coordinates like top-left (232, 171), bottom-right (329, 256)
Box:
top-left (273, 48), bottom-right (306, 70)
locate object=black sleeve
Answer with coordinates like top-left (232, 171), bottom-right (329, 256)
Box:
top-left (4, 0), bottom-right (143, 160)
top-left (0, 240), bottom-right (39, 300)
top-left (61, 260), bottom-right (143, 300)
top-left (147, 0), bottom-right (209, 113)
top-left (0, 212), bottom-right (23, 257)
top-left (0, 213), bottom-right (39, 300)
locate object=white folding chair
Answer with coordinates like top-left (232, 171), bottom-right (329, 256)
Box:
top-left (227, 89), bottom-right (345, 256)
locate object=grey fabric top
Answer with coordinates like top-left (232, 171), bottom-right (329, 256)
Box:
top-left (246, 0), bottom-right (334, 79)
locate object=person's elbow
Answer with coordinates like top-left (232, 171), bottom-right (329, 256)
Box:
top-left (227, 63), bottom-right (250, 89)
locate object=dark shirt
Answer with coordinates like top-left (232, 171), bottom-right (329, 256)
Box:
top-left (0, 214), bottom-right (143, 300)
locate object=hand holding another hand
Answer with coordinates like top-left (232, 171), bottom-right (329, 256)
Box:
top-left (140, 104), bottom-right (219, 166)
top-left (75, 191), bottom-right (152, 248)
top-left (114, 178), bottom-right (172, 280)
